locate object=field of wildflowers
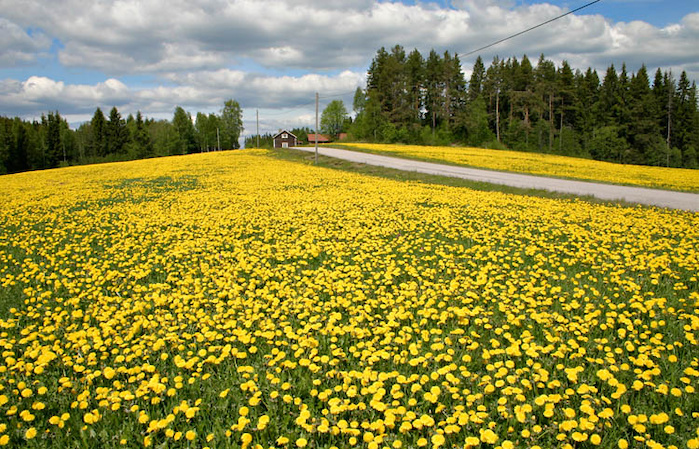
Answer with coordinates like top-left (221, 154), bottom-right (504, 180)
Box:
top-left (337, 143), bottom-right (699, 192)
top-left (0, 149), bottom-right (697, 448)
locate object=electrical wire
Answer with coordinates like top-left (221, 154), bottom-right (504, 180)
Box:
top-left (319, 90), bottom-right (358, 100)
top-left (260, 99), bottom-right (318, 117)
top-left (261, 1), bottom-right (603, 120)
top-left (460, 0), bottom-right (602, 57)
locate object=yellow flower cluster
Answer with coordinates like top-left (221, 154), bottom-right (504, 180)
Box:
top-left (339, 143), bottom-right (699, 192)
top-left (0, 149), bottom-right (697, 448)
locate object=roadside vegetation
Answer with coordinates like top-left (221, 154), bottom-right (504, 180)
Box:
top-left (330, 143), bottom-right (699, 192)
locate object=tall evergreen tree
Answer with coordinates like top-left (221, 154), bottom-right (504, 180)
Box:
top-left (0, 118), bottom-right (10, 174)
top-left (424, 50), bottom-right (444, 133)
top-left (468, 56), bottom-right (486, 102)
top-left (534, 54), bottom-right (557, 151)
top-left (90, 108), bottom-right (107, 157)
top-left (406, 49), bottom-right (425, 124)
top-left (133, 111), bottom-right (154, 157)
top-left (483, 56), bottom-right (504, 142)
top-left (10, 118), bottom-right (30, 173)
top-left (45, 111), bottom-right (62, 168)
top-left (627, 65), bottom-right (663, 164)
top-left (576, 68), bottom-right (600, 154)
top-left (674, 72), bottom-right (697, 155)
top-left (443, 51), bottom-right (467, 133)
top-left (107, 106), bottom-right (128, 155)
top-left (597, 64), bottom-right (619, 126)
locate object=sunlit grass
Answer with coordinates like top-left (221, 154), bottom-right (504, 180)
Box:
top-left (0, 149), bottom-right (697, 448)
top-left (336, 143), bottom-right (699, 192)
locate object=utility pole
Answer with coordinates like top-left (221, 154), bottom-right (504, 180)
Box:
top-left (216, 127), bottom-right (221, 151)
top-left (315, 92), bottom-right (319, 164)
top-left (256, 109), bottom-right (260, 148)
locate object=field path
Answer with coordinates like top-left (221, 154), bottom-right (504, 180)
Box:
top-left (292, 146), bottom-right (699, 212)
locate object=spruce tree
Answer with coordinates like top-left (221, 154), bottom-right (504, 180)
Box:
top-left (468, 56), bottom-right (486, 102)
top-left (627, 66), bottom-right (663, 165)
top-left (107, 107), bottom-right (128, 155)
top-left (90, 108), bottom-right (107, 157)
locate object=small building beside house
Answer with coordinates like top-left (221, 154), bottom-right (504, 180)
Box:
top-left (306, 133), bottom-right (332, 144)
top-left (273, 130), bottom-right (298, 148)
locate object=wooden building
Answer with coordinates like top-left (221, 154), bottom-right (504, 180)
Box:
top-left (306, 133), bottom-right (331, 144)
top-left (273, 130), bottom-right (298, 148)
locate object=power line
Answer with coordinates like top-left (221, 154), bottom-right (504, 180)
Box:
top-left (461, 0), bottom-right (602, 58)
top-left (257, 87), bottom-right (360, 117)
top-left (260, 99), bottom-right (318, 117)
top-left (319, 90), bottom-right (357, 100)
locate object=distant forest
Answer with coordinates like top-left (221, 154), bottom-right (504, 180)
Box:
top-left (0, 100), bottom-right (243, 174)
top-left (1, 47), bottom-right (698, 175)
top-left (350, 46), bottom-right (699, 168)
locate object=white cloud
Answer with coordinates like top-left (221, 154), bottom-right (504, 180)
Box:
top-left (0, 18), bottom-right (51, 66)
top-left (0, 70), bottom-right (365, 123)
top-left (0, 0), bottom-right (698, 127)
top-left (2, 0), bottom-right (697, 75)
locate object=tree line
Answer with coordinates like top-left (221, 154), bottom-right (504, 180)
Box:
top-left (242, 127), bottom-right (316, 149)
top-left (350, 45), bottom-right (699, 168)
top-left (0, 100), bottom-right (243, 175)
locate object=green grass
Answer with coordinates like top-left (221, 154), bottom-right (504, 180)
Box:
top-left (270, 148), bottom-right (642, 209)
top-left (317, 143), bottom-right (699, 193)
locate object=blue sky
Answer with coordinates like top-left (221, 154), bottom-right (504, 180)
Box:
top-left (410, 0), bottom-right (697, 27)
top-left (1, 0), bottom-right (697, 134)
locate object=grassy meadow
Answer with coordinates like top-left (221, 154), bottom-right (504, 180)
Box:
top-left (335, 143), bottom-right (699, 193)
top-left (0, 149), bottom-right (697, 448)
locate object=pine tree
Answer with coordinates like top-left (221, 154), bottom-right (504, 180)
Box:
top-left (424, 50), bottom-right (444, 134)
top-left (534, 54), bottom-right (557, 152)
top-left (45, 111), bottom-right (62, 168)
top-left (576, 68), bottom-right (599, 155)
top-left (468, 56), bottom-right (486, 102)
top-left (10, 118), bottom-right (29, 173)
top-left (674, 72), bottom-right (695, 153)
top-left (406, 49), bottom-right (425, 124)
top-left (0, 118), bottom-right (10, 174)
top-left (107, 106), bottom-right (128, 155)
top-left (133, 111), bottom-right (153, 157)
top-left (443, 51), bottom-right (467, 133)
top-left (483, 56), bottom-right (504, 142)
top-left (90, 108), bottom-right (107, 157)
top-left (597, 64), bottom-right (619, 126)
top-left (627, 65), bottom-right (663, 165)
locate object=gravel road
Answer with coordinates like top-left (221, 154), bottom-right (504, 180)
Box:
top-left (292, 146), bottom-right (699, 212)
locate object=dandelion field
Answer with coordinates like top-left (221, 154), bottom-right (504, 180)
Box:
top-left (336, 143), bottom-right (699, 193)
top-left (0, 149), bottom-right (698, 449)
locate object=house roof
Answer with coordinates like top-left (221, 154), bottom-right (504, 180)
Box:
top-left (272, 129), bottom-right (297, 139)
top-left (307, 133), bottom-right (331, 143)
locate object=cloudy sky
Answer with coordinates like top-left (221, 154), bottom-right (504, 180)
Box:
top-left (1, 0), bottom-right (698, 138)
